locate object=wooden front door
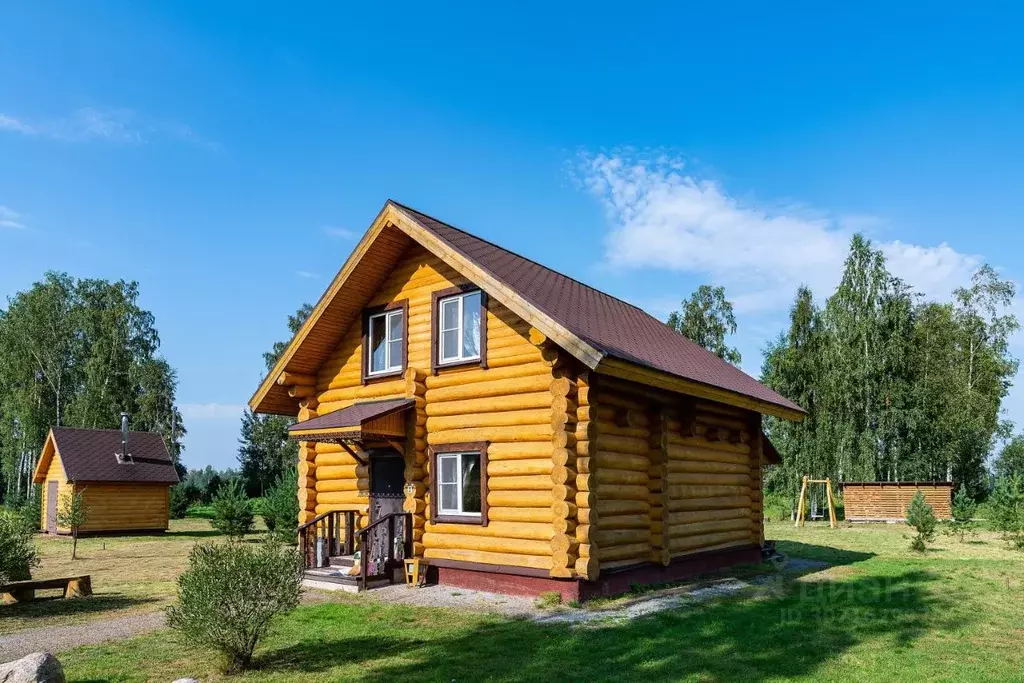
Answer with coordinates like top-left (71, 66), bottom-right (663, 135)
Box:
top-left (46, 482), bottom-right (58, 533)
top-left (365, 449), bottom-right (407, 574)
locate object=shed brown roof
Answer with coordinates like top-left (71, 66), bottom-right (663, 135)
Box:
top-left (43, 428), bottom-right (179, 484)
top-left (394, 202), bottom-right (802, 415)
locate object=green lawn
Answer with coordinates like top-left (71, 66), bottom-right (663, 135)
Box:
top-left (57, 520), bottom-right (1024, 682)
top-left (0, 518), bottom-right (265, 635)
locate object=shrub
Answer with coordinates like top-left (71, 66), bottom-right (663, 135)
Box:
top-left (763, 490), bottom-right (793, 522)
top-left (989, 476), bottom-right (1024, 549)
top-left (210, 479), bottom-right (254, 540)
top-left (906, 491), bottom-right (937, 552)
top-left (945, 486), bottom-right (978, 543)
top-left (166, 540), bottom-right (303, 672)
top-left (262, 469), bottom-right (299, 542)
top-left (169, 485), bottom-right (190, 520)
top-left (186, 504), bottom-right (216, 520)
top-left (0, 509), bottom-right (38, 583)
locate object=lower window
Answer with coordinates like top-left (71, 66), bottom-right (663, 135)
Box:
top-left (430, 442), bottom-right (488, 525)
top-left (438, 452), bottom-right (481, 516)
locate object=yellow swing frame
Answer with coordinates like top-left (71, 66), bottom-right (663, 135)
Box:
top-left (794, 475), bottom-right (837, 528)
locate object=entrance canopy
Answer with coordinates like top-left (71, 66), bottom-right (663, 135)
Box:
top-left (287, 398), bottom-right (413, 443)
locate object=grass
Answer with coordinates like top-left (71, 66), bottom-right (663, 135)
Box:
top-left (0, 518), bottom-right (266, 635)
top-left (53, 519), bottom-right (1024, 682)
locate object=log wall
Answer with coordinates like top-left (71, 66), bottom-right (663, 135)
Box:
top-left (76, 483), bottom-right (170, 532)
top-left (589, 376), bottom-right (764, 577)
top-left (844, 482), bottom-right (952, 521)
top-left (307, 244), bottom-right (564, 572)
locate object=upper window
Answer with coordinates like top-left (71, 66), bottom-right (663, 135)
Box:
top-left (437, 451), bottom-right (482, 517)
top-left (364, 304), bottom-right (405, 380)
top-left (438, 290), bottom-right (482, 365)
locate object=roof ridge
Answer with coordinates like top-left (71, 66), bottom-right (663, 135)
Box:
top-left (53, 426), bottom-right (164, 436)
top-left (388, 199), bottom-right (662, 321)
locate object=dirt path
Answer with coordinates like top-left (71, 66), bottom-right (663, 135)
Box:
top-left (0, 611), bottom-right (165, 662)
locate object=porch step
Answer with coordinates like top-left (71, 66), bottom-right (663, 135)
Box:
top-left (328, 555), bottom-right (355, 568)
top-left (302, 566), bottom-right (392, 593)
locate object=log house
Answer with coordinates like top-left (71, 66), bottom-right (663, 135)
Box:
top-left (249, 200), bottom-right (804, 600)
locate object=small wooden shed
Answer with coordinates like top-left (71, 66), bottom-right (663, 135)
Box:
top-left (842, 482), bottom-right (953, 522)
top-left (33, 427), bottom-right (180, 534)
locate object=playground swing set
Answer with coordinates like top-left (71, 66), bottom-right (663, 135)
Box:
top-left (794, 475), bottom-right (838, 528)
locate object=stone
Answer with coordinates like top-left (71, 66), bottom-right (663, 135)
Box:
top-left (0, 652), bottom-right (65, 683)
top-left (171, 679), bottom-right (201, 683)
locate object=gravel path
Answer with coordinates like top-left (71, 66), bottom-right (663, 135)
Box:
top-left (362, 583), bottom-right (541, 617)
top-left (0, 611), bottom-right (165, 661)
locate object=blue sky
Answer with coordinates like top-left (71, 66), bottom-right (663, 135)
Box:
top-left (3, 2), bottom-right (1024, 471)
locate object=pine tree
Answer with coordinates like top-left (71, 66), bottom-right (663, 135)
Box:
top-left (905, 491), bottom-right (937, 552)
top-left (945, 486), bottom-right (978, 542)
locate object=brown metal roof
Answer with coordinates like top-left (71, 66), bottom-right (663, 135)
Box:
top-left (288, 398), bottom-right (414, 435)
top-left (393, 202), bottom-right (802, 416)
top-left (49, 428), bottom-right (179, 484)
top-left (842, 481), bottom-right (953, 487)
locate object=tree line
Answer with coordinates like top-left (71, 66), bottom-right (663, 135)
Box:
top-left (0, 272), bottom-right (186, 502)
top-left (235, 303), bottom-right (312, 498)
top-left (670, 234), bottom-right (1020, 502)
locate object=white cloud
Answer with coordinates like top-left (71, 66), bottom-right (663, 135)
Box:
top-left (576, 150), bottom-right (980, 313)
top-left (0, 114), bottom-right (35, 135)
top-left (0, 206), bottom-right (26, 230)
top-left (179, 403), bottom-right (246, 420)
top-left (296, 270), bottom-right (319, 279)
top-left (0, 107), bottom-right (216, 148)
top-left (322, 225), bottom-right (356, 239)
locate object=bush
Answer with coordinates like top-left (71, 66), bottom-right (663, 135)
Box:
top-left (945, 486), bottom-right (978, 543)
top-left (166, 540), bottom-right (303, 672)
top-left (988, 476), bottom-right (1024, 549)
top-left (210, 480), bottom-right (254, 540)
top-left (763, 490), bottom-right (793, 522)
top-left (262, 469), bottom-right (299, 542)
top-left (169, 485), bottom-right (190, 520)
top-left (0, 509), bottom-right (38, 583)
top-left (3, 489), bottom-right (40, 531)
top-left (906, 491), bottom-right (937, 552)
top-left (186, 504), bottom-right (216, 520)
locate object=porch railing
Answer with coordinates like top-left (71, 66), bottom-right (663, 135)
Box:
top-left (298, 510), bottom-right (356, 569)
top-left (356, 512), bottom-right (412, 591)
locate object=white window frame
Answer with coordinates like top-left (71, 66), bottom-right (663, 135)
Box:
top-left (436, 451), bottom-right (482, 517)
top-left (367, 308), bottom-right (404, 376)
top-left (438, 291), bottom-right (482, 365)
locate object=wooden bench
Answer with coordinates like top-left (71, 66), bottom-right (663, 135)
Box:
top-left (0, 575), bottom-right (92, 604)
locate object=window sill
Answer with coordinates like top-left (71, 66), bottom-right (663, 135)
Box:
top-left (363, 369), bottom-right (404, 385)
top-left (435, 357), bottom-right (485, 373)
top-left (433, 514), bottom-right (484, 525)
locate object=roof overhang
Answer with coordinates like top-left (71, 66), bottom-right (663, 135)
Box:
top-left (32, 429), bottom-right (58, 484)
top-left (287, 398), bottom-right (413, 442)
top-left (763, 436), bottom-right (782, 465)
top-left (596, 356), bottom-right (805, 422)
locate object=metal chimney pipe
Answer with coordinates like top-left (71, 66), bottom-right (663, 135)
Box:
top-left (120, 412), bottom-right (130, 462)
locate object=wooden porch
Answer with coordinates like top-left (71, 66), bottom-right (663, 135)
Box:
top-left (298, 508), bottom-right (412, 592)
